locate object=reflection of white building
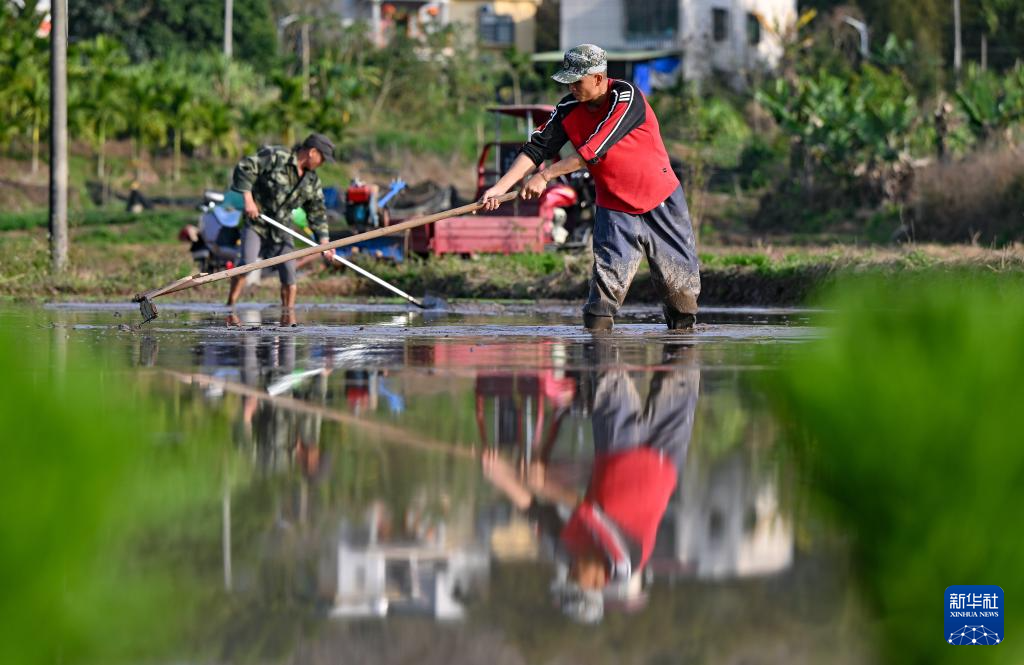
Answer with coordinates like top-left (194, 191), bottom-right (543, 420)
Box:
top-left (656, 450), bottom-right (793, 580)
top-left (332, 511), bottom-right (490, 620)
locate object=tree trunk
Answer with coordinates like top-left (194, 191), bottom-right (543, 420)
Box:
top-left (371, 65), bottom-right (394, 119)
top-left (32, 117), bottom-right (39, 175)
top-left (301, 22), bottom-right (310, 100)
top-left (511, 68), bottom-right (521, 106)
top-left (174, 127), bottom-right (181, 182)
top-left (97, 125), bottom-right (106, 179)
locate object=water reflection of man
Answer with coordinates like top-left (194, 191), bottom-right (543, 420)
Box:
top-left (230, 326), bottom-right (331, 479)
top-left (481, 345), bottom-right (700, 623)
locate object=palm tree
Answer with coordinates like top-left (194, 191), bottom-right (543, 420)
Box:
top-left (0, 11), bottom-right (49, 173)
top-left (158, 60), bottom-right (203, 181)
top-left (19, 47), bottom-right (48, 175)
top-left (270, 70), bottom-right (310, 147)
top-left (69, 36), bottom-right (130, 179)
top-left (123, 64), bottom-right (169, 175)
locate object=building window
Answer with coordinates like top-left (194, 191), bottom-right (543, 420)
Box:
top-left (625, 0), bottom-right (678, 40)
top-left (747, 12), bottom-right (761, 45)
top-left (478, 6), bottom-right (515, 47)
top-left (712, 8), bottom-right (729, 42)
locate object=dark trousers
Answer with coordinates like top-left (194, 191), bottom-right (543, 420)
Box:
top-left (584, 185), bottom-right (700, 321)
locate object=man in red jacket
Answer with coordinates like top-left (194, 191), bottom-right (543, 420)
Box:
top-left (481, 44), bottom-right (700, 331)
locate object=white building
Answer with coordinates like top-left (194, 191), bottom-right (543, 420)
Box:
top-left (556, 0), bottom-right (797, 86)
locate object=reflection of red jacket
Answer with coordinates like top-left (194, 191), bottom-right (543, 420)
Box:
top-left (560, 447), bottom-right (678, 575)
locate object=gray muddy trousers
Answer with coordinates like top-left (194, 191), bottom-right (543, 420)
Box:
top-left (584, 184), bottom-right (701, 322)
top-left (240, 225), bottom-right (297, 286)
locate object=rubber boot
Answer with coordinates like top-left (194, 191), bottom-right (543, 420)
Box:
top-left (583, 312), bottom-right (614, 331)
top-left (665, 310), bottom-right (696, 331)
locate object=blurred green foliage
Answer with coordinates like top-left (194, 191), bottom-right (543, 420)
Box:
top-left (0, 314), bottom-right (226, 664)
top-left (652, 83), bottom-right (753, 168)
top-left (68, 0), bottom-right (278, 69)
top-left (0, 2), bottom-right (530, 191)
top-left (772, 273), bottom-right (1024, 663)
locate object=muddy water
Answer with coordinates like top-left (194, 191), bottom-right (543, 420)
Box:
top-left (31, 302), bottom-right (872, 664)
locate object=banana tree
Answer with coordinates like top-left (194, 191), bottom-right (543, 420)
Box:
top-left (955, 63), bottom-right (1024, 142)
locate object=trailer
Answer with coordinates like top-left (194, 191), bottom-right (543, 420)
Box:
top-left (410, 105), bottom-right (556, 256)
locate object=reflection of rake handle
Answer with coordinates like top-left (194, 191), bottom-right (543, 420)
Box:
top-left (259, 213), bottom-right (425, 308)
top-left (163, 370), bottom-right (478, 459)
top-left (133, 191), bottom-right (519, 323)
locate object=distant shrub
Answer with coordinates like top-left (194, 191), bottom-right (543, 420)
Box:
top-left (911, 145), bottom-right (1024, 244)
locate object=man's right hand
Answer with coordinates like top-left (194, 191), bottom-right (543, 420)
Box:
top-left (243, 192), bottom-right (260, 220)
top-left (479, 185), bottom-right (509, 212)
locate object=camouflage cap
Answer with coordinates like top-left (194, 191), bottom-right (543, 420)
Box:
top-left (552, 44), bottom-right (608, 84)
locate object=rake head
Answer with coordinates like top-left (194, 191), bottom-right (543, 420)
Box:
top-left (133, 295), bottom-right (159, 326)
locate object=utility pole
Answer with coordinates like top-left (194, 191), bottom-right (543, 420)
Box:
top-left (224, 0), bottom-right (234, 59)
top-left (953, 0), bottom-right (962, 77)
top-left (49, 0), bottom-right (68, 272)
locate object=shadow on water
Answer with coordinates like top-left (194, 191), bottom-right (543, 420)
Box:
top-left (3, 302), bottom-right (870, 665)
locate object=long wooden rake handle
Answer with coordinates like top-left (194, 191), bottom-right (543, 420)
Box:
top-left (134, 190), bottom-right (520, 303)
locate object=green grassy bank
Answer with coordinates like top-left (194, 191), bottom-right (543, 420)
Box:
top-left (2, 215), bottom-right (1023, 306)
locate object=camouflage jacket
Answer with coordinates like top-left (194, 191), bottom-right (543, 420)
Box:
top-left (230, 146), bottom-right (329, 243)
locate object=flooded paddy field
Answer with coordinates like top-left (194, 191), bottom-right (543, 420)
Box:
top-left (8, 302), bottom-right (876, 665)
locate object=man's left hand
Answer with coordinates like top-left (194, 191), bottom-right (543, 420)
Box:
top-left (521, 173), bottom-right (549, 200)
top-left (320, 242), bottom-right (335, 265)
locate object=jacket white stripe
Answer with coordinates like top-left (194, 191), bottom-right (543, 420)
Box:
top-left (583, 89), bottom-right (620, 145)
top-left (593, 81), bottom-right (637, 156)
top-left (588, 504), bottom-right (632, 580)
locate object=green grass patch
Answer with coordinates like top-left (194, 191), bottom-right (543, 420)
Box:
top-left (0, 208), bottom-right (194, 233)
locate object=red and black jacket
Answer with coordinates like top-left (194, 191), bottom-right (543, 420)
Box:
top-left (520, 79), bottom-right (680, 215)
top-left (559, 447), bottom-right (679, 581)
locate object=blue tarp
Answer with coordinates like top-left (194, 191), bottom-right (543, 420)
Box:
top-left (323, 186), bottom-right (340, 210)
top-left (633, 56), bottom-right (681, 95)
